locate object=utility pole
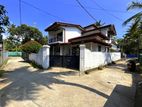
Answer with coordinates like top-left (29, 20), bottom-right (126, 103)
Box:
top-left (19, 0), bottom-right (23, 44)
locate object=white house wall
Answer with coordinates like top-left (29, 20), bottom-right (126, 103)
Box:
top-left (80, 43), bottom-right (121, 71)
top-left (84, 51), bottom-right (121, 71)
top-left (90, 42), bottom-right (107, 52)
top-left (29, 45), bottom-right (50, 69)
top-left (63, 27), bottom-right (82, 43)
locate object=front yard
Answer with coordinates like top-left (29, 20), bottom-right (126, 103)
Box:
top-left (0, 57), bottom-right (141, 107)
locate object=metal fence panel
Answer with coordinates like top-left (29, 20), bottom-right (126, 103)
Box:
top-left (8, 52), bottom-right (22, 57)
top-left (50, 55), bottom-right (79, 70)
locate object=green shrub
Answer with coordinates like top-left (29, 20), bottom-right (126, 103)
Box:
top-left (20, 40), bottom-right (42, 54)
top-left (29, 61), bottom-right (43, 69)
top-left (12, 47), bottom-right (22, 51)
top-left (0, 70), bottom-right (5, 77)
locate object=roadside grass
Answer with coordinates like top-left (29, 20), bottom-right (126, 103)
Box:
top-left (29, 61), bottom-right (43, 69)
top-left (0, 70), bottom-right (5, 77)
top-left (0, 59), bottom-right (9, 77)
top-left (0, 59), bottom-right (8, 67)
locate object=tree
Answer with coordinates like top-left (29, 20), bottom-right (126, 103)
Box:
top-left (20, 40), bottom-right (42, 54)
top-left (39, 36), bottom-right (48, 45)
top-left (123, 1), bottom-right (142, 25)
top-left (0, 5), bottom-right (9, 42)
top-left (122, 1), bottom-right (142, 55)
top-left (4, 35), bottom-right (21, 51)
top-left (94, 20), bottom-right (105, 27)
top-left (5, 24), bottom-right (48, 51)
top-left (8, 24), bottom-right (43, 44)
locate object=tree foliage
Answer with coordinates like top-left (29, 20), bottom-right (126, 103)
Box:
top-left (0, 5), bottom-right (9, 42)
top-left (123, 1), bottom-right (142, 25)
top-left (0, 5), bottom-right (9, 33)
top-left (122, 1), bottom-right (142, 54)
top-left (8, 24), bottom-right (43, 44)
top-left (94, 20), bottom-right (105, 27)
top-left (20, 40), bottom-right (42, 54)
top-left (39, 36), bottom-right (48, 45)
top-left (5, 24), bottom-right (48, 51)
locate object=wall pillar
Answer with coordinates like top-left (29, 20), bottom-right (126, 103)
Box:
top-left (42, 45), bottom-right (50, 69)
top-left (79, 44), bottom-right (86, 72)
top-left (60, 46), bottom-right (63, 55)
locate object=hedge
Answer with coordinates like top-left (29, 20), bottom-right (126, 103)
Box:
top-left (20, 40), bottom-right (42, 54)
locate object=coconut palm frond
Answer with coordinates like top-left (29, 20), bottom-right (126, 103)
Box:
top-left (127, 1), bottom-right (142, 10)
top-left (94, 20), bottom-right (105, 27)
top-left (123, 12), bottom-right (142, 25)
top-left (129, 19), bottom-right (140, 33)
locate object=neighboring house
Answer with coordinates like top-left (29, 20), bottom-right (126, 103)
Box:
top-left (45, 22), bottom-right (116, 56)
top-left (110, 39), bottom-right (120, 52)
top-left (43, 22), bottom-right (120, 70)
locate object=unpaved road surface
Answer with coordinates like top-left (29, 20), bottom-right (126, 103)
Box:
top-left (0, 57), bottom-right (141, 107)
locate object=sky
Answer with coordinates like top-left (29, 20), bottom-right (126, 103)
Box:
top-left (0, 0), bottom-right (138, 39)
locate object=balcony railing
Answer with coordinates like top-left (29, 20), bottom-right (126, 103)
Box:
top-left (49, 36), bottom-right (63, 43)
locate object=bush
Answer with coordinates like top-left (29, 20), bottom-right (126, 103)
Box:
top-left (29, 61), bottom-right (43, 69)
top-left (0, 70), bottom-right (5, 77)
top-left (20, 40), bottom-right (42, 54)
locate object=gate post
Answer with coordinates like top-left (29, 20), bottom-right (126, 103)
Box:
top-left (80, 44), bottom-right (86, 73)
top-left (42, 45), bottom-right (50, 69)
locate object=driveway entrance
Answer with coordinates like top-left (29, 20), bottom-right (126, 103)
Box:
top-left (0, 57), bottom-right (141, 107)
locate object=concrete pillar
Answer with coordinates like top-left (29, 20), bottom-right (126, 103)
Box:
top-left (42, 45), bottom-right (50, 69)
top-left (80, 44), bottom-right (86, 72)
top-left (60, 46), bottom-right (63, 55)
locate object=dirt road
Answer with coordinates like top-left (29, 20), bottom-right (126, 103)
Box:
top-left (0, 57), bottom-right (141, 107)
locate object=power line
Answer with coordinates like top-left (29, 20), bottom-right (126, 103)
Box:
top-left (75, 0), bottom-right (97, 21)
top-left (91, 0), bottom-right (124, 22)
top-left (85, 6), bottom-right (132, 14)
top-left (19, 0), bottom-right (22, 24)
top-left (57, 2), bottom-right (133, 14)
top-left (21, 0), bottom-right (65, 21)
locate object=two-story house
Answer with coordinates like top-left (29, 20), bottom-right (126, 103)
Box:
top-left (45, 22), bottom-right (116, 57)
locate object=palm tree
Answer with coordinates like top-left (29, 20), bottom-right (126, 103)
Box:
top-left (94, 20), bottom-right (105, 27)
top-left (122, 1), bottom-right (142, 56)
top-left (123, 1), bottom-right (142, 25)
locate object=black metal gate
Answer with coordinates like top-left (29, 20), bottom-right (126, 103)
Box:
top-left (50, 55), bottom-right (79, 70)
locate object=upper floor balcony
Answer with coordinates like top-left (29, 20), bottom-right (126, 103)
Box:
top-left (48, 32), bottom-right (63, 44)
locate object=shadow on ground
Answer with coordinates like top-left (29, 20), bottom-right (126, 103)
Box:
top-left (0, 65), bottom-right (109, 107)
top-left (0, 60), bottom-right (141, 107)
top-left (104, 61), bottom-right (142, 107)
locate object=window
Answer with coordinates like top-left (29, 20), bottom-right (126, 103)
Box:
top-left (57, 32), bottom-right (63, 41)
top-left (98, 45), bottom-right (101, 52)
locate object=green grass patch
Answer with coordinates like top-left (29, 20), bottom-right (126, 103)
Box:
top-left (0, 70), bottom-right (5, 77)
top-left (0, 59), bottom-right (8, 69)
top-left (0, 59), bottom-right (8, 77)
top-left (29, 61), bottom-right (43, 69)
